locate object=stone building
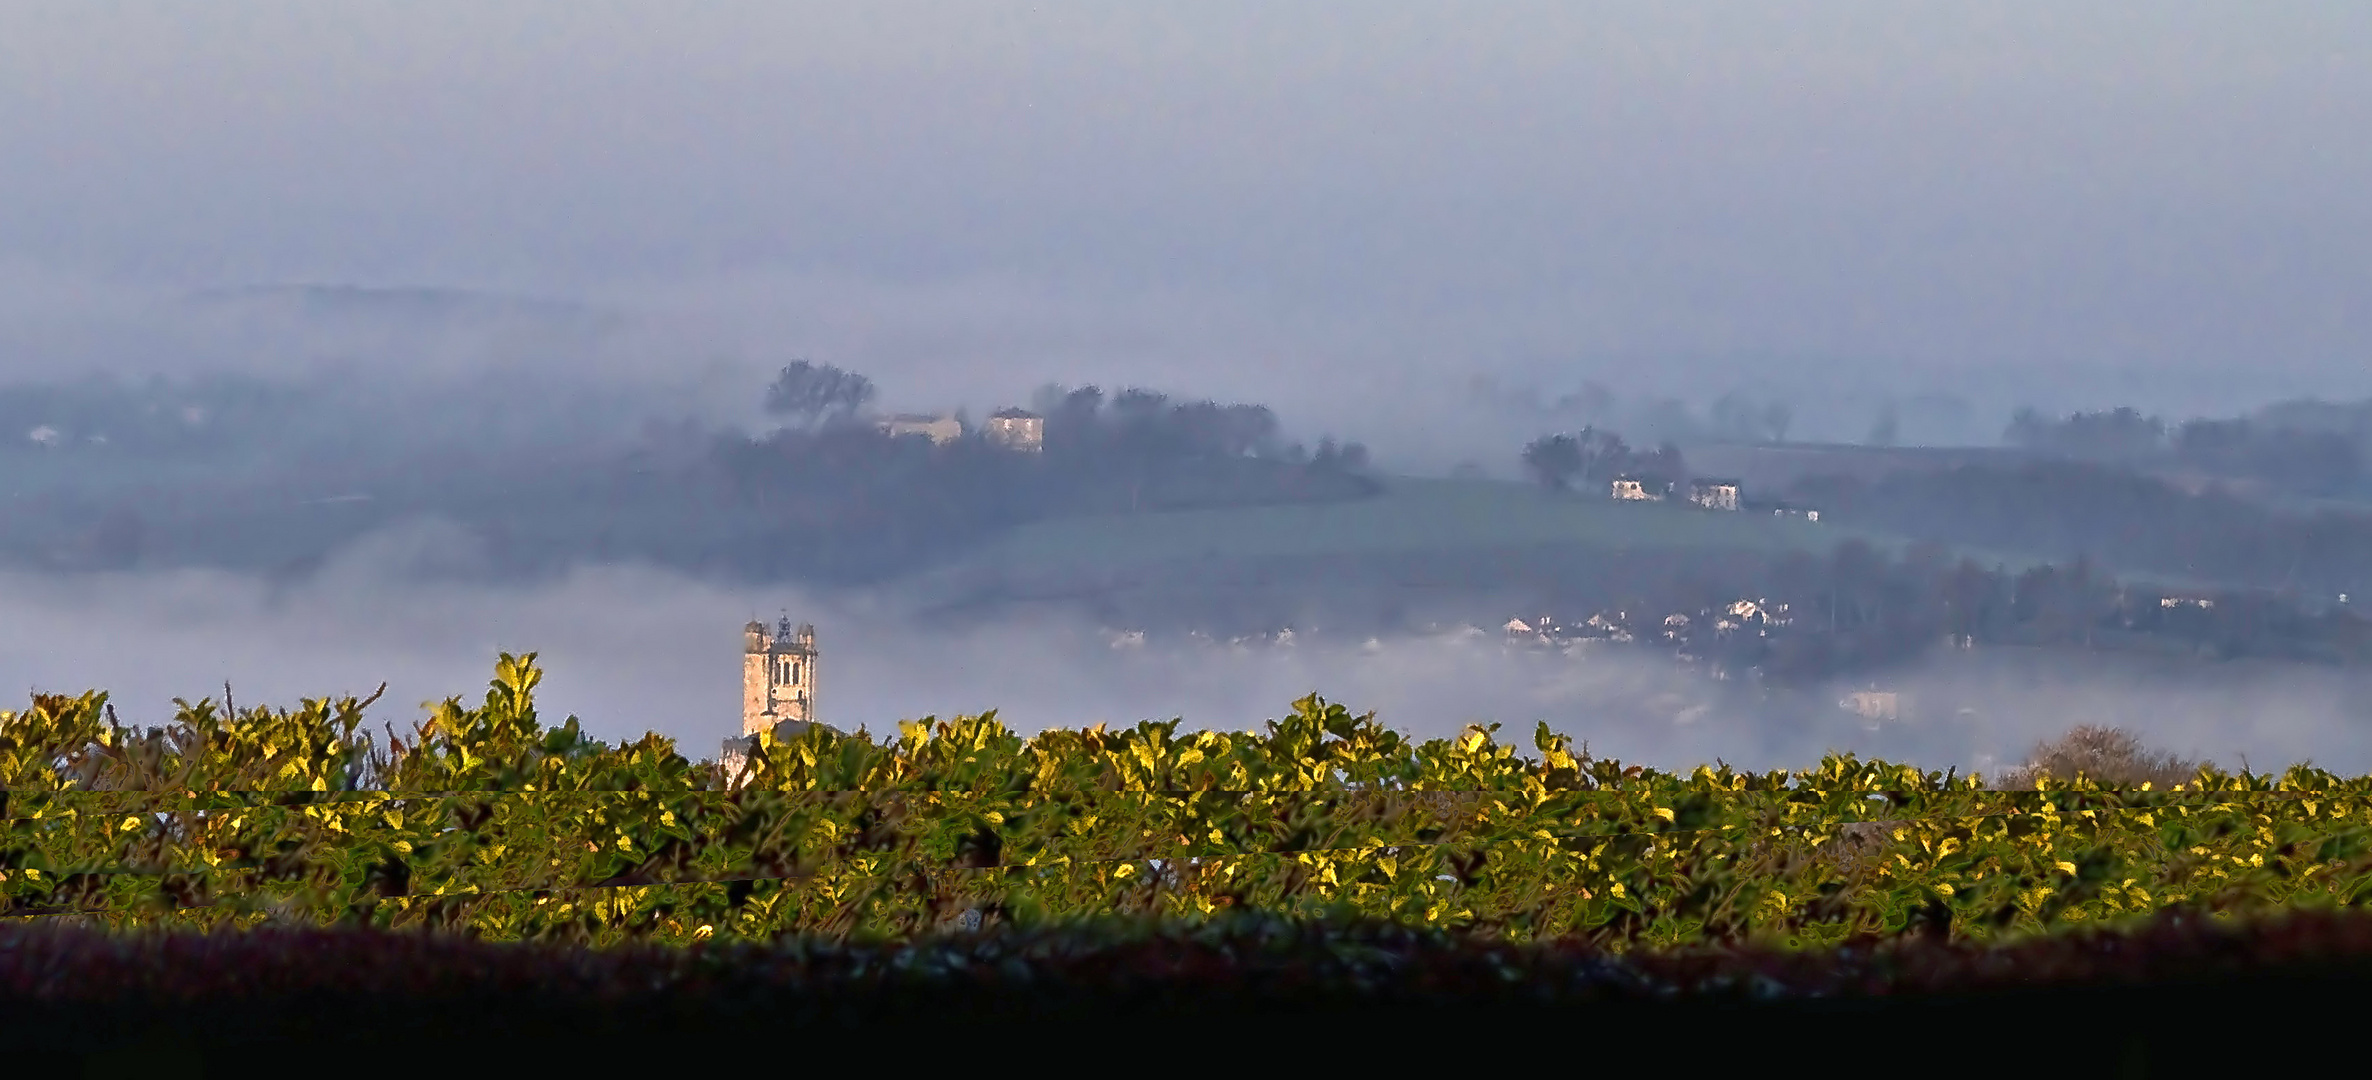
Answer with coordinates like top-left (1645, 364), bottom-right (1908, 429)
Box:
top-left (1687, 478), bottom-right (1742, 511)
top-left (722, 617), bottom-right (826, 781)
top-left (1610, 476), bottom-right (1667, 501)
top-left (877, 412), bottom-right (963, 444)
top-left (983, 408), bottom-right (1044, 452)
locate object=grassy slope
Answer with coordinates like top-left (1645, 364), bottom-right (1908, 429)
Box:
top-left (948, 477), bottom-right (1851, 577)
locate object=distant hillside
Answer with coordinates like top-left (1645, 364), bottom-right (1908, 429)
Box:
top-left (893, 476), bottom-right (1861, 630)
top-left (1683, 441), bottom-right (2042, 492)
top-left (933, 476), bottom-right (1841, 577)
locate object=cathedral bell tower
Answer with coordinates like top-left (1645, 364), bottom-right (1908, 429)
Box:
top-left (742, 617), bottom-right (818, 735)
top-left (726, 616), bottom-right (832, 783)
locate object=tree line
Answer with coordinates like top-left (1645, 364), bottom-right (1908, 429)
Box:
top-left (2004, 402), bottom-right (2367, 496)
top-left (687, 366), bottom-right (1380, 580)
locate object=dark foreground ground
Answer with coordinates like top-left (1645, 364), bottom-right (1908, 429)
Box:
top-left (8, 911), bottom-right (2364, 1070)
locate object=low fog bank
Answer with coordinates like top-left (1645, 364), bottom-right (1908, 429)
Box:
top-left (5, 524), bottom-right (2370, 775)
top-left (8, 267), bottom-right (2372, 479)
top-left (0, 271), bottom-right (757, 429)
top-left (2, 545), bottom-right (1740, 757)
top-left (10, 1), bottom-right (2372, 471)
top-left (1847, 651), bottom-right (2372, 780)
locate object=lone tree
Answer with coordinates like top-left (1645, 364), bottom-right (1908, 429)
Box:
top-left (764, 361), bottom-right (877, 429)
top-left (1993, 725), bottom-right (2205, 789)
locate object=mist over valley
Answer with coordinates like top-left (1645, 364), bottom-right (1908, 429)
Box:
top-left (5, 299), bottom-right (2372, 778)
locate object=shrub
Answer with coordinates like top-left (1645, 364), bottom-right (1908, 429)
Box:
top-left (1993, 725), bottom-right (2205, 789)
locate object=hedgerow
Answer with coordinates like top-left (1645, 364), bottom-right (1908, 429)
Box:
top-left (5, 655), bottom-right (2369, 947)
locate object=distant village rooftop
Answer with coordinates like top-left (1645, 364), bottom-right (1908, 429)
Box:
top-left (983, 408), bottom-right (1045, 452)
top-left (876, 412), bottom-right (962, 444)
top-left (1687, 478), bottom-right (1743, 511)
top-left (1609, 476), bottom-right (1666, 501)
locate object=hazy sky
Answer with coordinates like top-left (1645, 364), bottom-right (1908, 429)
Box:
top-left (4, 2), bottom-right (2370, 437)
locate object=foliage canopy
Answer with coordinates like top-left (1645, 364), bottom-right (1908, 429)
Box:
top-left (7, 657), bottom-right (2371, 950)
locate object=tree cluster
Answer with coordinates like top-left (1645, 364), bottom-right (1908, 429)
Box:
top-left (679, 377), bottom-right (1379, 581)
top-left (1030, 384), bottom-right (1369, 470)
top-left (2005, 403), bottom-right (2367, 496)
top-left (1519, 427), bottom-right (1685, 493)
top-left (2005, 407), bottom-right (2168, 462)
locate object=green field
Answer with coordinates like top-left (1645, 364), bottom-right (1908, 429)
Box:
top-left (947, 477), bottom-right (1850, 577)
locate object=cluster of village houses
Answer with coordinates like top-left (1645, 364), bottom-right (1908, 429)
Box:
top-left (1098, 608), bottom-right (1905, 722)
top-left (1499, 602), bottom-right (1902, 719)
top-left (1500, 597), bottom-right (1791, 651)
top-left (1612, 475), bottom-right (1819, 522)
top-left (1100, 598), bottom-right (1799, 662)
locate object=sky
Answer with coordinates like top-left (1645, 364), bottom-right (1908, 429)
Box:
top-left (3, 2), bottom-right (2370, 445)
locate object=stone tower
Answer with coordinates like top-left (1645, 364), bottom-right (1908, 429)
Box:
top-left (721, 617), bottom-right (825, 788)
top-left (743, 616), bottom-right (818, 735)
top-left (724, 617), bottom-right (821, 784)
